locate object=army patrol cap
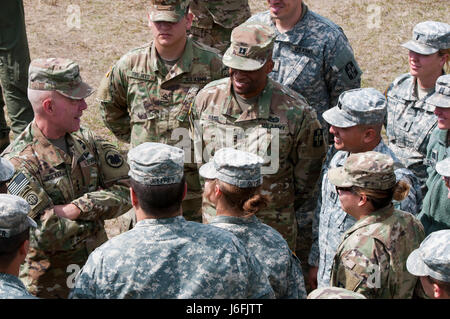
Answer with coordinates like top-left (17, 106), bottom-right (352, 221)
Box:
top-left (223, 22), bottom-right (275, 71)
top-left (407, 229), bottom-right (450, 283)
top-left (0, 194), bottom-right (36, 238)
top-left (328, 151), bottom-right (397, 190)
top-left (148, 0), bottom-right (190, 23)
top-left (427, 74), bottom-right (450, 108)
top-left (199, 148), bottom-right (264, 188)
top-left (402, 21), bottom-right (450, 55)
top-left (0, 157), bottom-right (14, 182)
top-left (307, 287), bottom-right (366, 299)
top-left (323, 88), bottom-right (386, 128)
top-left (128, 142), bottom-right (184, 185)
top-left (28, 58), bottom-right (94, 100)
top-left (436, 157), bottom-right (450, 177)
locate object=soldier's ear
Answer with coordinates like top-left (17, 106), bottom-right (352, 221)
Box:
top-left (130, 187), bottom-right (139, 207)
top-left (42, 97), bottom-right (53, 114)
top-left (185, 12), bottom-right (193, 31)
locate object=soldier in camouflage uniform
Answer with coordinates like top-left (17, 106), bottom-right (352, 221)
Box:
top-left (308, 88), bottom-right (423, 291)
top-left (0, 194), bottom-right (37, 299)
top-left (329, 152), bottom-right (425, 299)
top-left (70, 143), bottom-right (275, 299)
top-left (418, 74), bottom-right (450, 235)
top-left (200, 147), bottom-right (307, 299)
top-left (190, 22), bottom-right (327, 271)
top-left (246, 0), bottom-right (362, 133)
top-left (385, 21), bottom-right (450, 196)
top-left (407, 229), bottom-right (450, 299)
top-left (307, 287), bottom-right (366, 299)
top-left (189, 0), bottom-right (251, 54)
top-left (99, 0), bottom-right (228, 223)
top-left (2, 58), bottom-right (131, 298)
top-left (0, 157), bottom-right (14, 193)
top-left (0, 0), bottom-right (34, 152)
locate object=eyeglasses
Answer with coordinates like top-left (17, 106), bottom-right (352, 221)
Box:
top-left (335, 186), bottom-right (354, 194)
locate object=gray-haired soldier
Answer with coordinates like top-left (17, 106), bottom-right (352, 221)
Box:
top-left (308, 88), bottom-right (423, 290)
top-left (0, 194), bottom-right (37, 299)
top-left (407, 229), bottom-right (450, 299)
top-left (70, 143), bottom-right (275, 299)
top-left (0, 158), bottom-right (14, 193)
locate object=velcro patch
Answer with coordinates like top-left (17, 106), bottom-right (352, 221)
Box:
top-left (345, 61), bottom-right (359, 80)
top-left (313, 128), bottom-right (324, 147)
top-left (7, 173), bottom-right (29, 196)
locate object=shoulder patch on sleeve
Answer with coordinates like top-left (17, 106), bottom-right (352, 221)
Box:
top-left (7, 172), bottom-right (30, 196)
top-left (313, 128), bottom-right (324, 147)
top-left (105, 150), bottom-right (124, 168)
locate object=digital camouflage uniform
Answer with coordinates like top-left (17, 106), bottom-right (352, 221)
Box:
top-left (191, 23), bottom-right (326, 271)
top-left (189, 0), bottom-right (251, 54)
top-left (407, 229), bottom-right (450, 285)
top-left (0, 194), bottom-right (37, 299)
top-left (246, 2), bottom-right (362, 130)
top-left (99, 37), bottom-right (227, 223)
top-left (70, 143), bottom-right (275, 299)
top-left (199, 147), bottom-right (306, 299)
top-left (385, 21), bottom-right (450, 195)
top-left (0, 0), bottom-right (34, 150)
top-left (328, 152), bottom-right (425, 299)
top-left (307, 286), bottom-right (366, 299)
top-left (309, 88), bottom-right (423, 288)
top-left (418, 74), bottom-right (450, 235)
top-left (2, 58), bottom-right (131, 298)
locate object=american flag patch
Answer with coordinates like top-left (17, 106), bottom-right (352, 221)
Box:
top-left (7, 172), bottom-right (30, 196)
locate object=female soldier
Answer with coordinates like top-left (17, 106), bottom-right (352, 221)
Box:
top-left (329, 151), bottom-right (425, 299)
top-left (199, 147), bottom-right (307, 299)
top-left (385, 21), bottom-right (450, 195)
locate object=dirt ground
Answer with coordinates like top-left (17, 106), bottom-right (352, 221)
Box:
top-left (21, 0), bottom-right (449, 237)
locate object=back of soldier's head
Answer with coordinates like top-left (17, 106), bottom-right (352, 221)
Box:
top-left (128, 143), bottom-right (186, 216)
top-left (0, 195), bottom-right (36, 267)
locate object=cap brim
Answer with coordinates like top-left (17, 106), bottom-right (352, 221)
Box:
top-left (199, 162), bottom-right (218, 180)
top-left (328, 166), bottom-right (353, 187)
top-left (427, 94), bottom-right (450, 109)
top-left (26, 216), bottom-right (37, 229)
top-left (0, 158), bottom-right (15, 182)
top-left (57, 81), bottom-right (95, 100)
top-left (149, 10), bottom-right (182, 23)
top-left (406, 248), bottom-right (429, 277)
top-left (322, 106), bottom-right (357, 128)
top-left (222, 47), bottom-right (265, 71)
top-left (401, 40), bottom-right (438, 55)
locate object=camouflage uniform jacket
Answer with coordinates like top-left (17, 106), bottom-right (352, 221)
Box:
top-left (191, 77), bottom-right (327, 249)
top-left (69, 216), bottom-right (276, 299)
top-left (0, 273), bottom-right (37, 299)
top-left (2, 121), bottom-right (131, 298)
top-left (385, 73), bottom-right (439, 194)
top-left (210, 215), bottom-right (307, 299)
top-left (330, 205), bottom-right (425, 299)
top-left (99, 38), bottom-right (227, 202)
top-left (190, 0), bottom-right (251, 29)
top-left (246, 3), bottom-right (362, 127)
top-left (309, 139), bottom-right (423, 288)
top-left (419, 128), bottom-right (450, 235)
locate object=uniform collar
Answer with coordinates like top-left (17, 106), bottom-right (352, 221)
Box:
top-left (344, 204), bottom-right (395, 237)
top-left (272, 3), bottom-right (309, 44)
top-left (210, 215), bottom-right (259, 225)
top-left (221, 78), bottom-right (273, 121)
top-left (135, 215), bottom-right (186, 227)
top-left (150, 38), bottom-right (193, 81)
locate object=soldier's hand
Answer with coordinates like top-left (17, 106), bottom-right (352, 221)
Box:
top-left (54, 204), bottom-right (81, 221)
top-left (308, 266), bottom-right (318, 291)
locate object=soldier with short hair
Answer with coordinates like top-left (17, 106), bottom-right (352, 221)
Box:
top-left (190, 22), bottom-right (327, 272)
top-left (418, 74), bottom-right (450, 235)
top-left (308, 88), bottom-right (423, 290)
top-left (2, 58), bottom-right (131, 298)
top-left (189, 0), bottom-right (251, 53)
top-left (329, 151), bottom-right (425, 299)
top-left (200, 147), bottom-right (307, 299)
top-left (407, 229), bottom-right (450, 299)
top-left (70, 142), bottom-right (275, 299)
top-left (385, 21), bottom-right (450, 195)
top-left (0, 194), bottom-right (37, 299)
top-left (99, 0), bottom-right (228, 223)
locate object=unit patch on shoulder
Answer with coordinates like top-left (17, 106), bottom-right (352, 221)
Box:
top-left (313, 128), bottom-right (324, 147)
top-left (105, 150), bottom-right (124, 168)
top-left (26, 192), bottom-right (39, 206)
